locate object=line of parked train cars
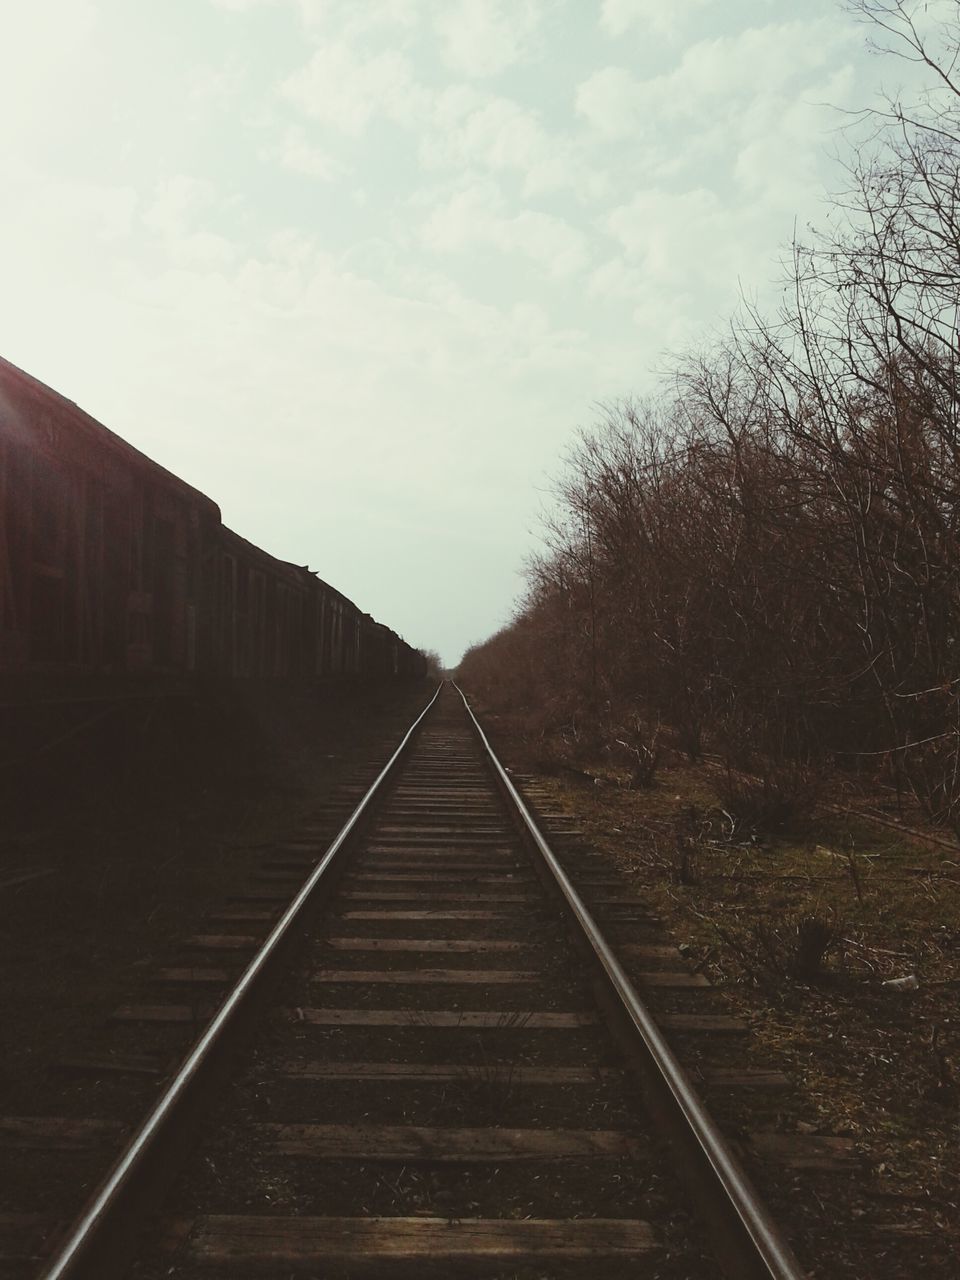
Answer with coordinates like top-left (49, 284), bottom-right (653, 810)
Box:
top-left (0, 355), bottom-right (425, 701)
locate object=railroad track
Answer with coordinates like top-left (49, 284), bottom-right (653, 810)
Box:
top-left (26, 684), bottom-right (803, 1279)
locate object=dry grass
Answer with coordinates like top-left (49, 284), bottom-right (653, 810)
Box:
top-left (485, 724), bottom-right (960, 1268)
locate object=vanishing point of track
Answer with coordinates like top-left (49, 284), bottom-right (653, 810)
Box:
top-left (39, 683), bottom-right (804, 1280)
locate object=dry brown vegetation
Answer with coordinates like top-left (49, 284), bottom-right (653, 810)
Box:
top-left (460, 3), bottom-right (960, 837)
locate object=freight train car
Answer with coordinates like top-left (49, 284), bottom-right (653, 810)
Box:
top-left (360, 613), bottom-right (424, 678)
top-left (0, 356), bottom-right (219, 698)
top-left (206, 528), bottom-right (364, 680)
top-left (0, 355), bottom-right (424, 699)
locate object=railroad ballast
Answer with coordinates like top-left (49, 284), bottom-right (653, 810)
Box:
top-left (0, 355), bottom-right (425, 695)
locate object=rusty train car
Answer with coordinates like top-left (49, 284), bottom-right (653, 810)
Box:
top-left (0, 355), bottom-right (424, 700)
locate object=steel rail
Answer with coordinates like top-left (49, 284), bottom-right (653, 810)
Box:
top-left (39, 681), bottom-right (443, 1280)
top-left (456, 682), bottom-right (806, 1280)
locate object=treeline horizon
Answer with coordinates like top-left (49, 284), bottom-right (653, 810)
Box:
top-left (458, 1), bottom-right (960, 832)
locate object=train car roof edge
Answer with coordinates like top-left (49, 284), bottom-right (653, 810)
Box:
top-left (0, 353), bottom-right (421, 658)
top-left (0, 353), bottom-right (222, 520)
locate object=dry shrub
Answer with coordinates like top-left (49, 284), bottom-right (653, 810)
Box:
top-left (719, 909), bottom-right (844, 987)
top-left (661, 831), bottom-right (700, 885)
top-left (528, 730), bottom-right (579, 775)
top-left (656, 805), bottom-right (709, 884)
top-left (606, 714), bottom-right (661, 788)
top-left (716, 762), bottom-right (820, 837)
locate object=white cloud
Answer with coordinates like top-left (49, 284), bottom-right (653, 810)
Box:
top-left (575, 67), bottom-right (646, 139)
top-left (277, 128), bottom-right (340, 179)
top-left (733, 65), bottom-right (857, 210)
top-left (627, 290), bottom-right (703, 355)
top-left (419, 86), bottom-right (608, 200)
top-left (575, 16), bottom-right (859, 217)
top-left (579, 19), bottom-right (853, 140)
top-left (142, 176), bottom-right (237, 270)
top-left (281, 36), bottom-right (600, 199)
top-left (586, 256), bottom-right (646, 301)
top-left (605, 186), bottom-right (731, 285)
top-left (189, 59), bottom-right (246, 108)
top-left (421, 181), bottom-right (591, 277)
top-left (281, 41), bottom-right (421, 134)
top-left (293, 0), bottom-right (427, 34)
top-left (435, 0), bottom-right (544, 78)
top-left (423, 89), bottom-right (550, 174)
top-left (143, 176), bottom-right (216, 238)
top-left (266, 228), bottom-right (317, 266)
top-left (208, 0), bottom-right (281, 10)
top-left (662, 21), bottom-right (849, 103)
top-left (600, 0), bottom-right (709, 39)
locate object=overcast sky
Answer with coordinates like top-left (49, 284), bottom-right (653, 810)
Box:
top-left (0, 0), bottom-right (922, 663)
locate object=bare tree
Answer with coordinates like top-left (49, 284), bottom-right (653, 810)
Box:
top-left (459, 2), bottom-right (960, 828)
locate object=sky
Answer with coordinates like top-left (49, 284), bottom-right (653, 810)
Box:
top-left (0, 0), bottom-right (929, 664)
